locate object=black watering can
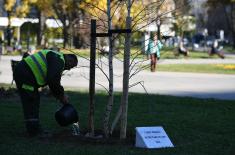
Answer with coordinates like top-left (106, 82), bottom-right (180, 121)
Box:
top-left (55, 104), bottom-right (79, 126)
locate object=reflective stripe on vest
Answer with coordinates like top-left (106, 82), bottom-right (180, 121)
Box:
top-left (24, 50), bottom-right (64, 86)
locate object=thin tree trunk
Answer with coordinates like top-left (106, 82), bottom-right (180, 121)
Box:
top-left (63, 25), bottom-right (68, 48)
top-left (69, 22), bottom-right (73, 48)
top-left (120, 16), bottom-right (132, 139)
top-left (26, 24), bottom-right (30, 50)
top-left (232, 4), bottom-right (235, 48)
top-left (233, 32), bottom-right (235, 48)
top-left (37, 11), bottom-right (45, 47)
top-left (103, 0), bottom-right (114, 138)
top-left (7, 11), bottom-right (11, 46)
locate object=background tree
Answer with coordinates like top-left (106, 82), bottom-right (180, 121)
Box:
top-left (4, 0), bottom-right (16, 46)
top-left (206, 0), bottom-right (235, 48)
top-left (172, 14), bottom-right (195, 38)
top-left (33, 0), bottom-right (54, 47)
top-left (18, 0), bottom-right (82, 48)
top-left (52, 0), bottom-right (80, 48)
top-left (16, 0), bottom-right (54, 47)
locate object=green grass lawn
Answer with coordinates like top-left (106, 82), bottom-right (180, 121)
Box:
top-left (162, 50), bottom-right (213, 59)
top-left (157, 64), bottom-right (235, 74)
top-left (3, 47), bottom-right (227, 60)
top-left (113, 47), bottom-right (217, 59)
top-left (224, 45), bottom-right (235, 54)
top-left (113, 48), bottom-right (232, 60)
top-left (0, 88), bottom-right (235, 155)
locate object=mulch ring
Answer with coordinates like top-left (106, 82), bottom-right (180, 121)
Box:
top-left (41, 129), bottom-right (135, 146)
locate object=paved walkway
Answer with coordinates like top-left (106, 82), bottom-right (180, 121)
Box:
top-left (0, 55), bottom-right (235, 100)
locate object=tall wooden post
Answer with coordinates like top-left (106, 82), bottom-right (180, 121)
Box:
top-left (88, 19), bottom-right (96, 136)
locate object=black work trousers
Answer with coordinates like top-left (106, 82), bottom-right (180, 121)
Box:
top-left (13, 60), bottom-right (41, 136)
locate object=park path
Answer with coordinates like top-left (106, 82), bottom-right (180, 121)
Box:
top-left (0, 55), bottom-right (235, 100)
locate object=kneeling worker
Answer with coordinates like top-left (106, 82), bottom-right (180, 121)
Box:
top-left (13, 49), bottom-right (78, 137)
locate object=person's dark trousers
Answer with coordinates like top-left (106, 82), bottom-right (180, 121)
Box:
top-left (13, 60), bottom-right (41, 136)
top-left (150, 53), bottom-right (157, 72)
top-left (19, 87), bottom-right (40, 136)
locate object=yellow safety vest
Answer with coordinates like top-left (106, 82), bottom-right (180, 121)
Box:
top-left (24, 50), bottom-right (64, 86)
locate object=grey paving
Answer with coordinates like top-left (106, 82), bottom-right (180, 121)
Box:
top-left (0, 55), bottom-right (235, 100)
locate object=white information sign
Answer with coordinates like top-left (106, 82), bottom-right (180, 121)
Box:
top-left (135, 126), bottom-right (174, 149)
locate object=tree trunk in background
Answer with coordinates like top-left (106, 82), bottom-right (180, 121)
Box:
top-left (233, 31), bottom-right (235, 49)
top-left (52, 2), bottom-right (69, 49)
top-left (63, 25), bottom-right (68, 48)
top-left (222, 4), bottom-right (234, 48)
top-left (69, 23), bottom-right (73, 48)
top-left (37, 11), bottom-right (46, 47)
top-left (232, 4), bottom-right (235, 49)
top-left (6, 11), bottom-right (11, 46)
top-left (26, 24), bottom-right (30, 50)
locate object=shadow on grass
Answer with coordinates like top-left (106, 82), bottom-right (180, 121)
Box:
top-left (0, 90), bottom-right (235, 155)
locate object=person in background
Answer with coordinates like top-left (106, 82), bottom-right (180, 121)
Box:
top-left (13, 49), bottom-right (78, 137)
top-left (177, 39), bottom-right (189, 57)
top-left (209, 39), bottom-right (225, 59)
top-left (146, 33), bottom-right (163, 72)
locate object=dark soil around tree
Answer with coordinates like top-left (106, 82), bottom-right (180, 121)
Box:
top-left (40, 129), bottom-right (135, 147)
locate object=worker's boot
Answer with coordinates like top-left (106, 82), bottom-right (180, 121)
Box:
top-left (26, 120), bottom-right (52, 138)
top-left (25, 120), bottom-right (40, 137)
